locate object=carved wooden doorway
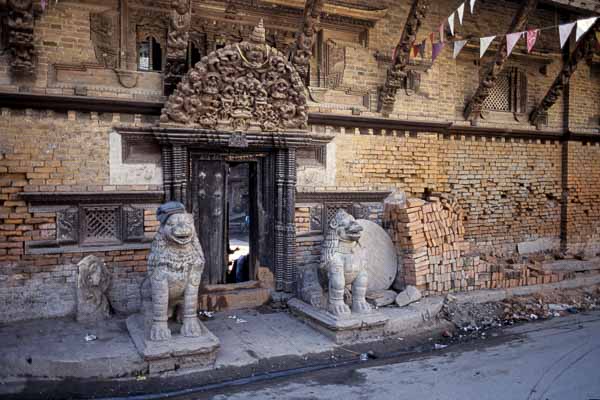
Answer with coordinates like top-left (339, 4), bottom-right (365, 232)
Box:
top-left (190, 152), bottom-right (271, 286)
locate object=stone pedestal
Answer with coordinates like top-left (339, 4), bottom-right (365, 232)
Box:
top-left (288, 298), bottom-right (389, 344)
top-left (126, 309), bottom-right (220, 374)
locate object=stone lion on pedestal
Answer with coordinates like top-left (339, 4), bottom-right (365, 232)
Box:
top-left (318, 209), bottom-right (372, 317)
top-left (147, 201), bottom-right (205, 341)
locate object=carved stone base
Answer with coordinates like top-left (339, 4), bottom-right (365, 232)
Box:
top-left (288, 298), bottom-right (389, 344)
top-left (126, 309), bottom-right (220, 374)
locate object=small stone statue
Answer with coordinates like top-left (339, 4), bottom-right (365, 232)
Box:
top-left (76, 255), bottom-right (111, 322)
top-left (318, 209), bottom-right (372, 317)
top-left (147, 201), bottom-right (205, 341)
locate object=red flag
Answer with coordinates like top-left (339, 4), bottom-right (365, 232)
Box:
top-left (526, 29), bottom-right (539, 53)
top-left (412, 44), bottom-right (420, 58)
top-left (429, 31), bottom-right (435, 46)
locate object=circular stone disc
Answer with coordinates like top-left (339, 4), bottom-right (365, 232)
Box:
top-left (355, 219), bottom-right (398, 292)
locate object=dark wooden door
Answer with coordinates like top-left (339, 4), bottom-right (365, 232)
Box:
top-left (192, 159), bottom-right (228, 284)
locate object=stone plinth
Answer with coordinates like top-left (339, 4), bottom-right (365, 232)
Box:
top-left (288, 298), bottom-right (389, 344)
top-left (126, 312), bottom-right (220, 374)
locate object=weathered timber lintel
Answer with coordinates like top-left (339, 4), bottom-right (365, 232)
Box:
top-left (530, 19), bottom-right (600, 128)
top-left (1, 92), bottom-right (597, 142)
top-left (289, 0), bottom-right (325, 84)
top-left (378, 0), bottom-right (430, 116)
top-left (463, 0), bottom-right (538, 121)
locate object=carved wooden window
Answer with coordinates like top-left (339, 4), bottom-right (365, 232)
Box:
top-left (482, 67), bottom-right (527, 114)
top-left (56, 204), bottom-right (145, 247)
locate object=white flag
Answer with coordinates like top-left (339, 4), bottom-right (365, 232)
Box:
top-left (469, 0), bottom-right (476, 13)
top-left (453, 40), bottom-right (467, 59)
top-left (457, 3), bottom-right (465, 25)
top-left (506, 32), bottom-right (522, 56)
top-left (559, 22), bottom-right (575, 48)
top-left (480, 36), bottom-right (495, 58)
top-left (448, 13), bottom-right (455, 36)
top-left (575, 17), bottom-right (598, 41)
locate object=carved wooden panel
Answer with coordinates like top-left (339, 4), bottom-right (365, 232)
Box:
top-left (90, 10), bottom-right (120, 68)
top-left (57, 207), bottom-right (79, 244)
top-left (123, 206), bottom-right (145, 241)
top-left (192, 159), bottom-right (228, 284)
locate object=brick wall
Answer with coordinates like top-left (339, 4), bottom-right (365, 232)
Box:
top-left (312, 130), bottom-right (573, 257)
top-left (566, 141), bottom-right (600, 255)
top-left (0, 109), bottom-right (161, 323)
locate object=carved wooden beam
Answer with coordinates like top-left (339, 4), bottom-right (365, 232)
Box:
top-left (463, 0), bottom-right (538, 121)
top-left (4, 0), bottom-right (35, 75)
top-left (530, 19), bottom-right (600, 127)
top-left (378, 0), bottom-right (430, 116)
top-left (164, 0), bottom-right (192, 95)
top-left (288, 0), bottom-right (325, 84)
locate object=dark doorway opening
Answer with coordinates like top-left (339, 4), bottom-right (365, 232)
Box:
top-left (226, 163), bottom-right (251, 283)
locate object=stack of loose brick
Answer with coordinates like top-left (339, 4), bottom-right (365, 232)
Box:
top-left (385, 195), bottom-right (582, 295)
top-left (385, 196), bottom-right (473, 293)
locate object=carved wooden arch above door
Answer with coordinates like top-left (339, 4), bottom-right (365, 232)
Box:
top-left (160, 19), bottom-right (308, 132)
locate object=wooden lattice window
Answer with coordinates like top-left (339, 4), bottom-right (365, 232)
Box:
top-left (82, 206), bottom-right (121, 244)
top-left (482, 67), bottom-right (528, 114)
top-left (325, 203), bottom-right (353, 229)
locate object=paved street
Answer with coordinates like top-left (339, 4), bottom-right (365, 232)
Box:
top-left (192, 312), bottom-right (600, 400)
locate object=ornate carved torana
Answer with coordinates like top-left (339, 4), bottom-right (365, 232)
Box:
top-left (288, 0), bottom-right (324, 84)
top-left (464, 0), bottom-right (538, 121)
top-left (530, 19), bottom-right (600, 128)
top-left (160, 20), bottom-right (308, 132)
top-left (4, 0), bottom-right (35, 74)
top-left (379, 0), bottom-right (430, 116)
top-left (164, 0), bottom-right (192, 95)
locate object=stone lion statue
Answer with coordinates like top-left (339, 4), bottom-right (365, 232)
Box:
top-left (147, 201), bottom-right (205, 341)
top-left (319, 209), bottom-right (371, 317)
top-left (76, 255), bottom-right (111, 322)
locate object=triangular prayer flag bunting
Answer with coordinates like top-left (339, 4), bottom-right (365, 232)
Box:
top-left (559, 22), bottom-right (575, 48)
top-left (506, 31), bottom-right (522, 56)
top-left (575, 17), bottom-right (598, 41)
top-left (526, 29), bottom-right (539, 53)
top-left (429, 31), bottom-right (435, 46)
top-left (453, 40), bottom-right (467, 59)
top-left (469, 0), bottom-right (476, 14)
top-left (439, 24), bottom-right (445, 43)
top-left (420, 38), bottom-right (427, 58)
top-left (432, 42), bottom-right (445, 63)
top-left (457, 3), bottom-right (465, 25)
top-left (448, 13), bottom-right (455, 36)
top-left (480, 36), bottom-right (495, 58)
top-left (412, 44), bottom-right (420, 58)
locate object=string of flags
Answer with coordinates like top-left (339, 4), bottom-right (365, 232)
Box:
top-left (408, 0), bottom-right (598, 65)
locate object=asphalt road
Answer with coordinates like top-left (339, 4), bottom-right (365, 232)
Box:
top-left (192, 311), bottom-right (600, 400)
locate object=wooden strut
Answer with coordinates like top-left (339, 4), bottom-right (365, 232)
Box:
top-left (164, 0), bottom-right (192, 96)
top-left (463, 0), bottom-right (538, 121)
top-left (530, 19), bottom-right (600, 128)
top-left (288, 0), bottom-right (325, 84)
top-left (2, 0), bottom-right (36, 75)
top-left (379, 0), bottom-right (430, 116)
